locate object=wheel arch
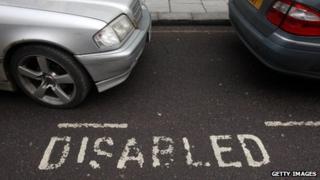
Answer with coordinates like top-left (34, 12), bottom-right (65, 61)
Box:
top-left (3, 40), bottom-right (95, 90)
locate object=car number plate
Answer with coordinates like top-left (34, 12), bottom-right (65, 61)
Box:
top-left (248, 0), bottom-right (263, 9)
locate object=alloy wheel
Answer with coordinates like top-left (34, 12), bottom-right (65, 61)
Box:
top-left (17, 55), bottom-right (76, 105)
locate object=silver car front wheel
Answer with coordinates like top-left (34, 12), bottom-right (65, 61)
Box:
top-left (10, 45), bottom-right (91, 108)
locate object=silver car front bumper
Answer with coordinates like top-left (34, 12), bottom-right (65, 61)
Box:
top-left (76, 8), bottom-right (151, 92)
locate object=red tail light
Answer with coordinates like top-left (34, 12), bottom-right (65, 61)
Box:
top-left (267, 0), bottom-right (292, 26)
top-left (267, 0), bottom-right (320, 36)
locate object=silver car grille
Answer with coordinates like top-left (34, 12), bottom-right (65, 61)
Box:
top-left (131, 0), bottom-right (142, 25)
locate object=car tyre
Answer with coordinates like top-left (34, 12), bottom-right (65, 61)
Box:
top-left (10, 45), bottom-right (91, 108)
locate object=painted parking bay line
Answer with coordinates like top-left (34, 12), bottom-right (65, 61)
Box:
top-left (265, 121), bottom-right (320, 127)
top-left (57, 123), bottom-right (128, 129)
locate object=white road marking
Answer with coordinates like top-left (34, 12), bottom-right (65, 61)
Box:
top-left (94, 137), bottom-right (114, 158)
top-left (152, 136), bottom-right (174, 168)
top-left (237, 134), bottom-right (270, 167)
top-left (77, 137), bottom-right (89, 164)
top-left (38, 134), bottom-right (271, 170)
top-left (265, 121), bottom-right (320, 127)
top-left (210, 135), bottom-right (242, 168)
top-left (89, 160), bottom-right (100, 169)
top-left (117, 138), bottom-right (144, 169)
top-left (38, 136), bottom-right (71, 170)
top-left (86, 137), bottom-right (115, 170)
top-left (57, 123), bottom-right (128, 129)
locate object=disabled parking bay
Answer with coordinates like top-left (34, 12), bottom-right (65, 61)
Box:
top-left (0, 26), bottom-right (319, 179)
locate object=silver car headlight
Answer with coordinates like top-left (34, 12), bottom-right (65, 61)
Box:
top-left (94, 15), bottom-right (134, 48)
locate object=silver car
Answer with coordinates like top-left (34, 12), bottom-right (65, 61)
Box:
top-left (0, 0), bottom-right (151, 108)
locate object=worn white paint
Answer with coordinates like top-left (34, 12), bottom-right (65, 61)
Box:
top-left (152, 136), bottom-right (174, 168)
top-left (237, 134), bottom-right (270, 167)
top-left (182, 137), bottom-right (210, 167)
top-left (77, 137), bottom-right (89, 164)
top-left (209, 135), bottom-right (242, 168)
top-left (265, 121), bottom-right (320, 127)
top-left (38, 136), bottom-right (71, 170)
top-left (88, 137), bottom-right (114, 169)
top-left (94, 137), bottom-right (114, 158)
top-left (38, 134), bottom-right (271, 170)
top-left (89, 160), bottom-right (100, 169)
top-left (57, 123), bottom-right (128, 129)
top-left (117, 138), bottom-right (144, 169)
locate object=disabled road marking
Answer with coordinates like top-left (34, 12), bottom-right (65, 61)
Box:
top-left (38, 134), bottom-right (271, 170)
top-left (265, 121), bottom-right (320, 127)
top-left (57, 123), bottom-right (128, 129)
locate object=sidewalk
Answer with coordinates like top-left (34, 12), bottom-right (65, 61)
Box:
top-left (142, 0), bottom-right (229, 21)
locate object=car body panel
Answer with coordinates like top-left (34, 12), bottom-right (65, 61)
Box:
top-left (295, 0), bottom-right (320, 9)
top-left (233, 0), bottom-right (277, 36)
top-left (0, 0), bottom-right (131, 24)
top-left (229, 0), bottom-right (320, 78)
top-left (76, 8), bottom-right (151, 92)
top-left (0, 5), bottom-right (107, 57)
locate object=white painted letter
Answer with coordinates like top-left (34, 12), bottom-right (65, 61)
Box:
top-left (210, 135), bottom-right (242, 168)
top-left (237, 134), bottom-right (270, 167)
top-left (117, 138), bottom-right (144, 169)
top-left (38, 136), bottom-right (71, 170)
top-left (152, 136), bottom-right (174, 168)
top-left (183, 137), bottom-right (210, 167)
top-left (94, 137), bottom-right (114, 158)
top-left (77, 137), bottom-right (89, 163)
top-left (89, 137), bottom-right (114, 169)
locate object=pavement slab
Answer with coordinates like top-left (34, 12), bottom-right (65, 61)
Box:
top-left (142, 0), bottom-right (229, 21)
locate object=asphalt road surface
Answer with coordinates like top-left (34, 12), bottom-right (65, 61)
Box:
top-left (1, 26), bottom-right (320, 180)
